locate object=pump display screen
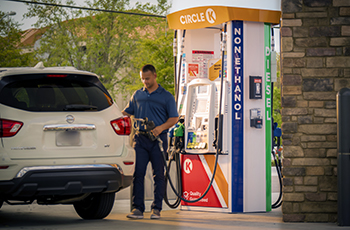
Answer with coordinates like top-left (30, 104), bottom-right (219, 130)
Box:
top-left (198, 85), bottom-right (208, 94)
top-left (195, 99), bottom-right (207, 113)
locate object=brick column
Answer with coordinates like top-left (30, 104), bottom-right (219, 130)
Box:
top-left (281, 0), bottom-right (350, 222)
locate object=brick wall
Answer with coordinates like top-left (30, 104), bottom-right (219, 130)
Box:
top-left (281, 0), bottom-right (350, 222)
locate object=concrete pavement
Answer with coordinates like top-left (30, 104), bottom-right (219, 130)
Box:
top-left (1, 199), bottom-right (349, 230)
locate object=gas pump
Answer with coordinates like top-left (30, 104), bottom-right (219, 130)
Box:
top-left (165, 0), bottom-right (281, 213)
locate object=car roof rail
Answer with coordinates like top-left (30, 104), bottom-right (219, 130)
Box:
top-left (33, 62), bottom-right (77, 71)
top-left (34, 61), bottom-right (45, 69)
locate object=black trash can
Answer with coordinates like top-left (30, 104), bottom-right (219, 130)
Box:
top-left (337, 88), bottom-right (350, 226)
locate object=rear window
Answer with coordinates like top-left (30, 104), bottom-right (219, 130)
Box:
top-left (0, 75), bottom-right (113, 111)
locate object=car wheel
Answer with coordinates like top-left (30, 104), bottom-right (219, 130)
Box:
top-left (73, 192), bottom-right (115, 219)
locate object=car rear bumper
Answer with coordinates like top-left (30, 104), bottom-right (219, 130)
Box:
top-left (0, 165), bottom-right (132, 199)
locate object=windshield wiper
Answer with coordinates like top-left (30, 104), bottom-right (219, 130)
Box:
top-left (64, 104), bottom-right (98, 111)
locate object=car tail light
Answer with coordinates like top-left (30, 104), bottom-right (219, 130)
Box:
top-left (123, 161), bottom-right (134, 165)
top-left (111, 116), bottom-right (131, 135)
top-left (0, 119), bottom-right (23, 137)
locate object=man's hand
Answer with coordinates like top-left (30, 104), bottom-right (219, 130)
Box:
top-left (151, 126), bottom-right (162, 137)
top-left (151, 117), bottom-right (178, 137)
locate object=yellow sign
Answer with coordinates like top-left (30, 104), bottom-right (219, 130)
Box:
top-left (209, 59), bottom-right (221, 81)
top-left (167, 6), bottom-right (281, 30)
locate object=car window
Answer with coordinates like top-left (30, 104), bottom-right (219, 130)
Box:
top-left (0, 76), bottom-right (113, 111)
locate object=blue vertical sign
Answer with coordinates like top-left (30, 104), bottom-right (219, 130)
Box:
top-left (231, 21), bottom-right (244, 212)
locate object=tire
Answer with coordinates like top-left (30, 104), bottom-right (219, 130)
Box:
top-left (73, 192), bottom-right (115, 219)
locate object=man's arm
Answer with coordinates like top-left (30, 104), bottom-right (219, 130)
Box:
top-left (152, 117), bottom-right (178, 137)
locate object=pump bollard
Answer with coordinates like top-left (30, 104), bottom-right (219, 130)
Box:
top-left (337, 88), bottom-right (350, 226)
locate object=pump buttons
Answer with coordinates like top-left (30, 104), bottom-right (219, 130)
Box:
top-left (251, 117), bottom-right (263, 129)
top-left (187, 142), bottom-right (207, 150)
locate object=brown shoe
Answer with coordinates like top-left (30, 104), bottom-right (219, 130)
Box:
top-left (150, 209), bottom-right (160, 219)
top-left (127, 209), bottom-right (143, 219)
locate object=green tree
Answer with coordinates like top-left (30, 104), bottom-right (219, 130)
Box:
top-left (272, 52), bottom-right (281, 127)
top-left (273, 81), bottom-right (281, 126)
top-left (0, 11), bottom-right (35, 67)
top-left (25, 0), bottom-right (88, 68)
top-left (24, 0), bottom-right (172, 97)
top-left (118, 20), bottom-right (174, 96)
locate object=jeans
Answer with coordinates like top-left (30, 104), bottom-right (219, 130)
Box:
top-left (132, 132), bottom-right (167, 212)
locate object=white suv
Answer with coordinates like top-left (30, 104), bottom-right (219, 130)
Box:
top-left (0, 64), bottom-right (134, 219)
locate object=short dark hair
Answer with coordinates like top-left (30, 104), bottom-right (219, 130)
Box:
top-left (141, 64), bottom-right (156, 74)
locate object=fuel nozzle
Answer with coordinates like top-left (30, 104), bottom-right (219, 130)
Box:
top-left (143, 117), bottom-right (157, 141)
top-left (143, 117), bottom-right (156, 131)
top-left (213, 114), bottom-right (223, 151)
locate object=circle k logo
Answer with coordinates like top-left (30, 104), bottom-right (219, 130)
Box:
top-left (184, 158), bottom-right (193, 174)
top-left (179, 8), bottom-right (217, 25)
top-left (206, 8), bottom-right (216, 24)
top-left (183, 191), bottom-right (189, 199)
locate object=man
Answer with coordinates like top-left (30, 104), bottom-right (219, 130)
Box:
top-left (122, 64), bottom-right (178, 219)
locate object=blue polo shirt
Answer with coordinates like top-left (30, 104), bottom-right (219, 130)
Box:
top-left (124, 84), bottom-right (178, 133)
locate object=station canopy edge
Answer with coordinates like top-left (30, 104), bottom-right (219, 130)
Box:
top-left (166, 6), bottom-right (281, 30)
